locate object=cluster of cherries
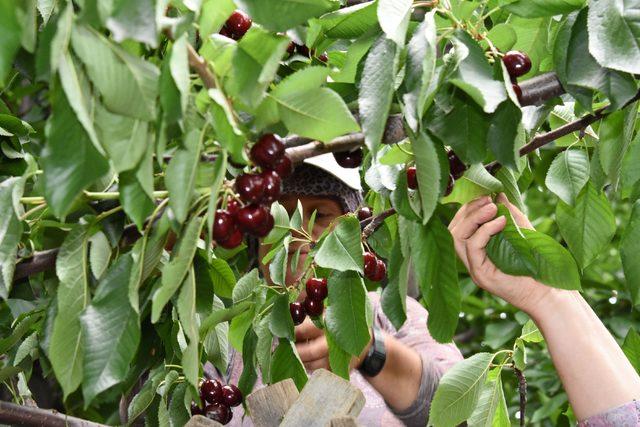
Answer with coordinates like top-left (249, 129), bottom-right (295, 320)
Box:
top-left (364, 251), bottom-right (387, 282)
top-left (191, 379), bottom-right (243, 424)
top-left (406, 150), bottom-right (466, 196)
top-left (502, 50), bottom-right (532, 102)
top-left (290, 277), bottom-right (328, 325)
top-left (219, 10), bottom-right (252, 40)
top-left (213, 134), bottom-right (293, 249)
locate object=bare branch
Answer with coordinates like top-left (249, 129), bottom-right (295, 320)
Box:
top-left (0, 401), bottom-right (108, 427)
top-left (362, 208), bottom-right (397, 239)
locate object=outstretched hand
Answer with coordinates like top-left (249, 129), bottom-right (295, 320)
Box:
top-left (448, 193), bottom-right (561, 317)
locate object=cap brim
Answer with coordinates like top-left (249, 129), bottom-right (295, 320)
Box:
top-left (303, 153), bottom-right (362, 191)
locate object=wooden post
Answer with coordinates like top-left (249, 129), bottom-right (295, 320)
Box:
top-left (280, 369), bottom-right (365, 427)
top-left (184, 415), bottom-right (223, 427)
top-left (330, 416), bottom-right (362, 427)
top-left (246, 379), bottom-right (300, 427)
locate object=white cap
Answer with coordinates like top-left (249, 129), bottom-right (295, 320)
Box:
top-left (303, 153), bottom-right (362, 191)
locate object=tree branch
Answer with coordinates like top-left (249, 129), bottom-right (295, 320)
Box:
top-left (0, 401), bottom-right (108, 427)
top-left (361, 208), bottom-right (397, 239)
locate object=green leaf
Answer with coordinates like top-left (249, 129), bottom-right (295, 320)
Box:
top-left (235, 0), bottom-right (336, 32)
top-left (410, 131), bottom-right (440, 224)
top-left (272, 87), bottom-right (359, 143)
top-left (468, 369), bottom-right (509, 427)
top-left (509, 16), bottom-right (550, 78)
top-left (326, 328), bottom-right (351, 379)
top-left (0, 0), bottom-right (21, 86)
top-left (403, 12), bottom-right (437, 131)
top-left (95, 104), bottom-right (148, 173)
top-left (42, 85), bottom-right (109, 218)
top-left (81, 254), bottom-right (140, 404)
top-left (331, 30), bottom-right (377, 84)
top-left (151, 216), bottom-right (203, 322)
top-left (325, 270), bottom-right (371, 356)
top-left (49, 224), bottom-right (91, 398)
top-left (238, 328), bottom-right (258, 395)
top-left (165, 129), bottom-right (201, 224)
top-left (504, 0), bottom-right (584, 17)
top-left (71, 24), bottom-right (159, 121)
top-left (544, 149), bottom-right (590, 205)
top-left (0, 177), bottom-right (23, 299)
top-left (128, 368), bottom-right (164, 423)
top-left (429, 352), bottom-right (494, 427)
top-left (89, 231), bottom-right (111, 280)
top-left (377, 0), bottom-right (411, 45)
top-left (556, 183), bottom-right (616, 270)
top-left (485, 23), bottom-right (517, 52)
top-left (622, 133), bottom-right (640, 195)
top-left (495, 167), bottom-right (525, 213)
top-left (487, 101), bottom-right (522, 170)
top-left (254, 317), bottom-right (272, 383)
top-left (199, 0), bottom-right (235, 38)
top-left (441, 164), bottom-right (503, 205)
top-left (119, 148), bottom-right (155, 231)
top-left (487, 204), bottom-right (582, 290)
top-left (204, 296), bottom-right (230, 373)
top-left (13, 332), bottom-right (37, 366)
top-left (160, 34), bottom-right (190, 124)
top-left (106, 0), bottom-right (158, 47)
top-left (519, 319), bottom-right (544, 343)
top-left (229, 27), bottom-right (290, 107)
top-left (233, 268), bottom-right (261, 304)
top-left (359, 34), bottom-right (398, 154)
top-left (621, 201), bottom-right (640, 306)
top-left (449, 32), bottom-right (507, 113)
top-left (599, 103), bottom-right (638, 186)
top-left (319, 2), bottom-right (378, 39)
top-left (177, 268), bottom-right (199, 388)
top-left (381, 237), bottom-right (408, 330)
top-left (588, 0), bottom-right (640, 74)
top-left (622, 328), bottom-right (640, 374)
top-left (270, 340), bottom-right (308, 390)
top-left (314, 215), bottom-right (364, 273)
top-left (207, 258), bottom-right (236, 299)
top-left (269, 294), bottom-right (295, 341)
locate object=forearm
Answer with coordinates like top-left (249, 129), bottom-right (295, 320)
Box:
top-left (362, 333), bottom-right (423, 411)
top-left (529, 290), bottom-right (640, 420)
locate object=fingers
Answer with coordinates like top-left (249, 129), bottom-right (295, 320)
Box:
top-left (296, 335), bottom-right (328, 362)
top-left (465, 215), bottom-right (507, 283)
top-left (449, 196), bottom-right (493, 230)
top-left (449, 199), bottom-right (499, 268)
top-left (294, 318), bottom-right (323, 341)
top-left (303, 357), bottom-right (330, 371)
top-left (496, 193), bottom-right (533, 230)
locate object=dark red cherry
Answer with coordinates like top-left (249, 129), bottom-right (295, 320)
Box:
top-left (447, 151), bottom-right (466, 179)
top-left (204, 403), bottom-right (230, 424)
top-left (269, 155), bottom-right (294, 178)
top-left (290, 302), bottom-right (306, 325)
top-left (225, 10), bottom-right (252, 40)
top-left (219, 26), bottom-right (232, 38)
top-left (213, 210), bottom-right (235, 242)
top-left (371, 259), bottom-right (387, 282)
top-left (226, 198), bottom-right (241, 214)
top-left (502, 51), bottom-right (531, 79)
top-left (333, 148), bottom-right (363, 168)
top-left (217, 228), bottom-right (244, 249)
top-left (201, 379), bottom-right (223, 404)
top-left (296, 44), bottom-right (310, 57)
top-left (512, 83), bottom-right (523, 102)
top-left (444, 174), bottom-right (455, 197)
top-left (235, 173), bottom-right (265, 204)
top-left (306, 277), bottom-right (328, 301)
top-left (287, 42), bottom-right (296, 55)
top-left (407, 167), bottom-right (418, 190)
top-left (191, 401), bottom-right (203, 415)
top-left (318, 52), bottom-right (328, 63)
top-left (304, 297), bottom-right (324, 317)
top-left (236, 204), bottom-right (269, 234)
top-left (364, 252), bottom-right (378, 280)
top-left (221, 384), bottom-right (243, 407)
top-left (251, 211), bottom-right (275, 238)
top-left (250, 134), bottom-right (285, 168)
top-left (260, 169), bottom-right (282, 204)
top-left (357, 207), bottom-right (372, 221)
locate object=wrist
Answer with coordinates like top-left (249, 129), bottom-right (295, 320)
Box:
top-left (527, 287), bottom-right (584, 327)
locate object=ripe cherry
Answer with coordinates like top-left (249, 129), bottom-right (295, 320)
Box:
top-left (371, 259), bottom-right (387, 282)
top-left (225, 10), bottom-right (252, 40)
top-left (250, 134), bottom-right (285, 168)
top-left (252, 211), bottom-right (275, 238)
top-left (407, 167), bottom-right (418, 190)
top-left (364, 252), bottom-right (378, 279)
top-left (217, 228), bottom-right (243, 249)
top-left (306, 277), bottom-right (328, 301)
top-left (444, 174), bottom-right (455, 197)
top-left (236, 204), bottom-right (268, 234)
top-left (226, 198), bottom-right (241, 215)
top-left (213, 210), bottom-right (235, 242)
top-left (512, 83), bottom-right (523, 102)
top-left (447, 151), bottom-right (466, 179)
top-left (333, 148), bottom-right (363, 168)
top-left (219, 26), bottom-right (232, 38)
top-left (296, 44), bottom-right (311, 57)
top-left (290, 302), bottom-right (306, 325)
top-left (191, 402), bottom-right (203, 415)
top-left (269, 155), bottom-right (294, 178)
top-left (221, 384), bottom-right (243, 407)
top-left (261, 169), bottom-right (282, 204)
top-left (304, 297), bottom-right (324, 317)
top-left (502, 51), bottom-right (531, 79)
top-left (318, 52), bottom-right (328, 63)
top-left (204, 403), bottom-right (230, 424)
top-left (287, 42), bottom-right (296, 55)
top-left (357, 207), bottom-right (372, 221)
top-left (235, 173), bottom-right (265, 204)
top-left (201, 379), bottom-right (223, 404)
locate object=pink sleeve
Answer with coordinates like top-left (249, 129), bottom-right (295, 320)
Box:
top-left (578, 401), bottom-right (640, 427)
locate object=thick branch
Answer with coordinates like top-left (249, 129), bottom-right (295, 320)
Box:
top-left (0, 401), bottom-right (108, 427)
top-left (517, 72), bottom-right (564, 106)
top-left (362, 208), bottom-right (397, 238)
top-left (187, 44), bottom-right (216, 89)
top-left (13, 248), bottom-right (59, 281)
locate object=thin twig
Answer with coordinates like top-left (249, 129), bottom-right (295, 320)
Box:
top-left (514, 368), bottom-right (527, 427)
top-left (362, 208), bottom-right (397, 239)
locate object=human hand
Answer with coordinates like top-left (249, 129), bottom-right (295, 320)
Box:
top-left (448, 193), bottom-right (565, 317)
top-left (295, 317), bottom-right (372, 372)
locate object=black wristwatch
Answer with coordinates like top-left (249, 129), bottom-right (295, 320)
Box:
top-left (358, 325), bottom-right (386, 377)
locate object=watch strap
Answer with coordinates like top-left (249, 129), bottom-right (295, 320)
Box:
top-left (358, 325), bottom-right (386, 377)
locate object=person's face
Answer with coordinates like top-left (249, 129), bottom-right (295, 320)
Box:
top-left (258, 195), bottom-right (344, 287)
